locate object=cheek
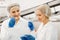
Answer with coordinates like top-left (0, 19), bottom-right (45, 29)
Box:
top-left (41, 15), bottom-right (46, 21)
top-left (10, 13), bottom-right (14, 16)
top-left (38, 16), bottom-right (44, 21)
top-left (42, 15), bottom-right (46, 18)
top-left (16, 13), bottom-right (20, 16)
top-left (16, 12), bottom-right (20, 15)
top-left (18, 12), bottom-right (20, 15)
top-left (42, 15), bottom-right (44, 18)
top-left (37, 16), bottom-right (41, 20)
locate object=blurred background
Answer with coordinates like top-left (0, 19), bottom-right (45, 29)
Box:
top-left (0, 0), bottom-right (60, 40)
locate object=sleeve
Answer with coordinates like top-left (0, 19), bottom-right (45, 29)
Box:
top-left (1, 21), bottom-right (6, 39)
top-left (46, 26), bottom-right (58, 40)
top-left (1, 21), bottom-right (10, 40)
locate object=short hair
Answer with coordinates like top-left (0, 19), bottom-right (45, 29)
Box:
top-left (35, 4), bottom-right (51, 18)
top-left (7, 3), bottom-right (20, 12)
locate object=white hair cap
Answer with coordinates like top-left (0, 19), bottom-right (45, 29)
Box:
top-left (36, 4), bottom-right (51, 17)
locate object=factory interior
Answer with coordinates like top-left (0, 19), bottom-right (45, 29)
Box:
top-left (0, 0), bottom-right (60, 40)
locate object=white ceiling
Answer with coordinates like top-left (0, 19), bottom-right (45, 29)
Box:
top-left (0, 0), bottom-right (53, 11)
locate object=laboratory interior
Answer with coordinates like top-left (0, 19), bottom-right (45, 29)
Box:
top-left (0, 0), bottom-right (60, 40)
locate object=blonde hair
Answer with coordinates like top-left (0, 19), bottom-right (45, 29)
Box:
top-left (7, 3), bottom-right (20, 12)
top-left (36, 4), bottom-right (51, 19)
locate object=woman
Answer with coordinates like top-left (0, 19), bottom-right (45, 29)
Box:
top-left (35, 4), bottom-right (58, 40)
top-left (1, 3), bottom-right (35, 40)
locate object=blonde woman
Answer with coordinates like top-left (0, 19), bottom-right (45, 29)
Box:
top-left (35, 4), bottom-right (58, 40)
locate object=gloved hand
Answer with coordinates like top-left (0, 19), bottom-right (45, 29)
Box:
top-left (9, 17), bottom-right (15, 28)
top-left (28, 22), bottom-right (34, 31)
top-left (21, 35), bottom-right (35, 40)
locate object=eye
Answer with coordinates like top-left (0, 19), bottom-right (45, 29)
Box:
top-left (39, 15), bottom-right (41, 16)
top-left (17, 10), bottom-right (19, 12)
top-left (37, 14), bottom-right (41, 16)
top-left (12, 11), bottom-right (15, 13)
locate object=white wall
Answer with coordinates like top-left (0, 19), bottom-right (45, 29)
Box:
top-left (0, 0), bottom-right (53, 11)
top-left (0, 0), bottom-right (53, 16)
top-left (55, 6), bottom-right (60, 11)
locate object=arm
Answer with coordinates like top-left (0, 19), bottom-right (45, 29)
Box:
top-left (1, 21), bottom-right (10, 40)
top-left (1, 23), bottom-right (6, 40)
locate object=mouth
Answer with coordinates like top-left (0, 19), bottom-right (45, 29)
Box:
top-left (14, 15), bottom-right (19, 17)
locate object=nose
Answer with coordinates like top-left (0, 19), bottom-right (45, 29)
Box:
top-left (38, 16), bottom-right (42, 20)
top-left (15, 12), bottom-right (19, 15)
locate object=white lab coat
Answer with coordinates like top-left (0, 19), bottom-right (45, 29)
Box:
top-left (36, 21), bottom-right (58, 40)
top-left (1, 17), bottom-right (31, 40)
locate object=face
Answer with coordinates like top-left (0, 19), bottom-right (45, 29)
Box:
top-left (36, 10), bottom-right (46, 22)
top-left (10, 6), bottom-right (20, 20)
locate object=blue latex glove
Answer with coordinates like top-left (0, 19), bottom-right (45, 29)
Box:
top-left (21, 35), bottom-right (35, 40)
top-left (28, 21), bottom-right (34, 31)
top-left (21, 36), bottom-right (28, 40)
top-left (9, 17), bottom-right (15, 28)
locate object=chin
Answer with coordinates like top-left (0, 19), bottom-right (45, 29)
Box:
top-left (15, 17), bottom-right (18, 19)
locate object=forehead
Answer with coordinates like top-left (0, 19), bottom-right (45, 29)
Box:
top-left (36, 10), bottom-right (42, 14)
top-left (10, 6), bottom-right (19, 11)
